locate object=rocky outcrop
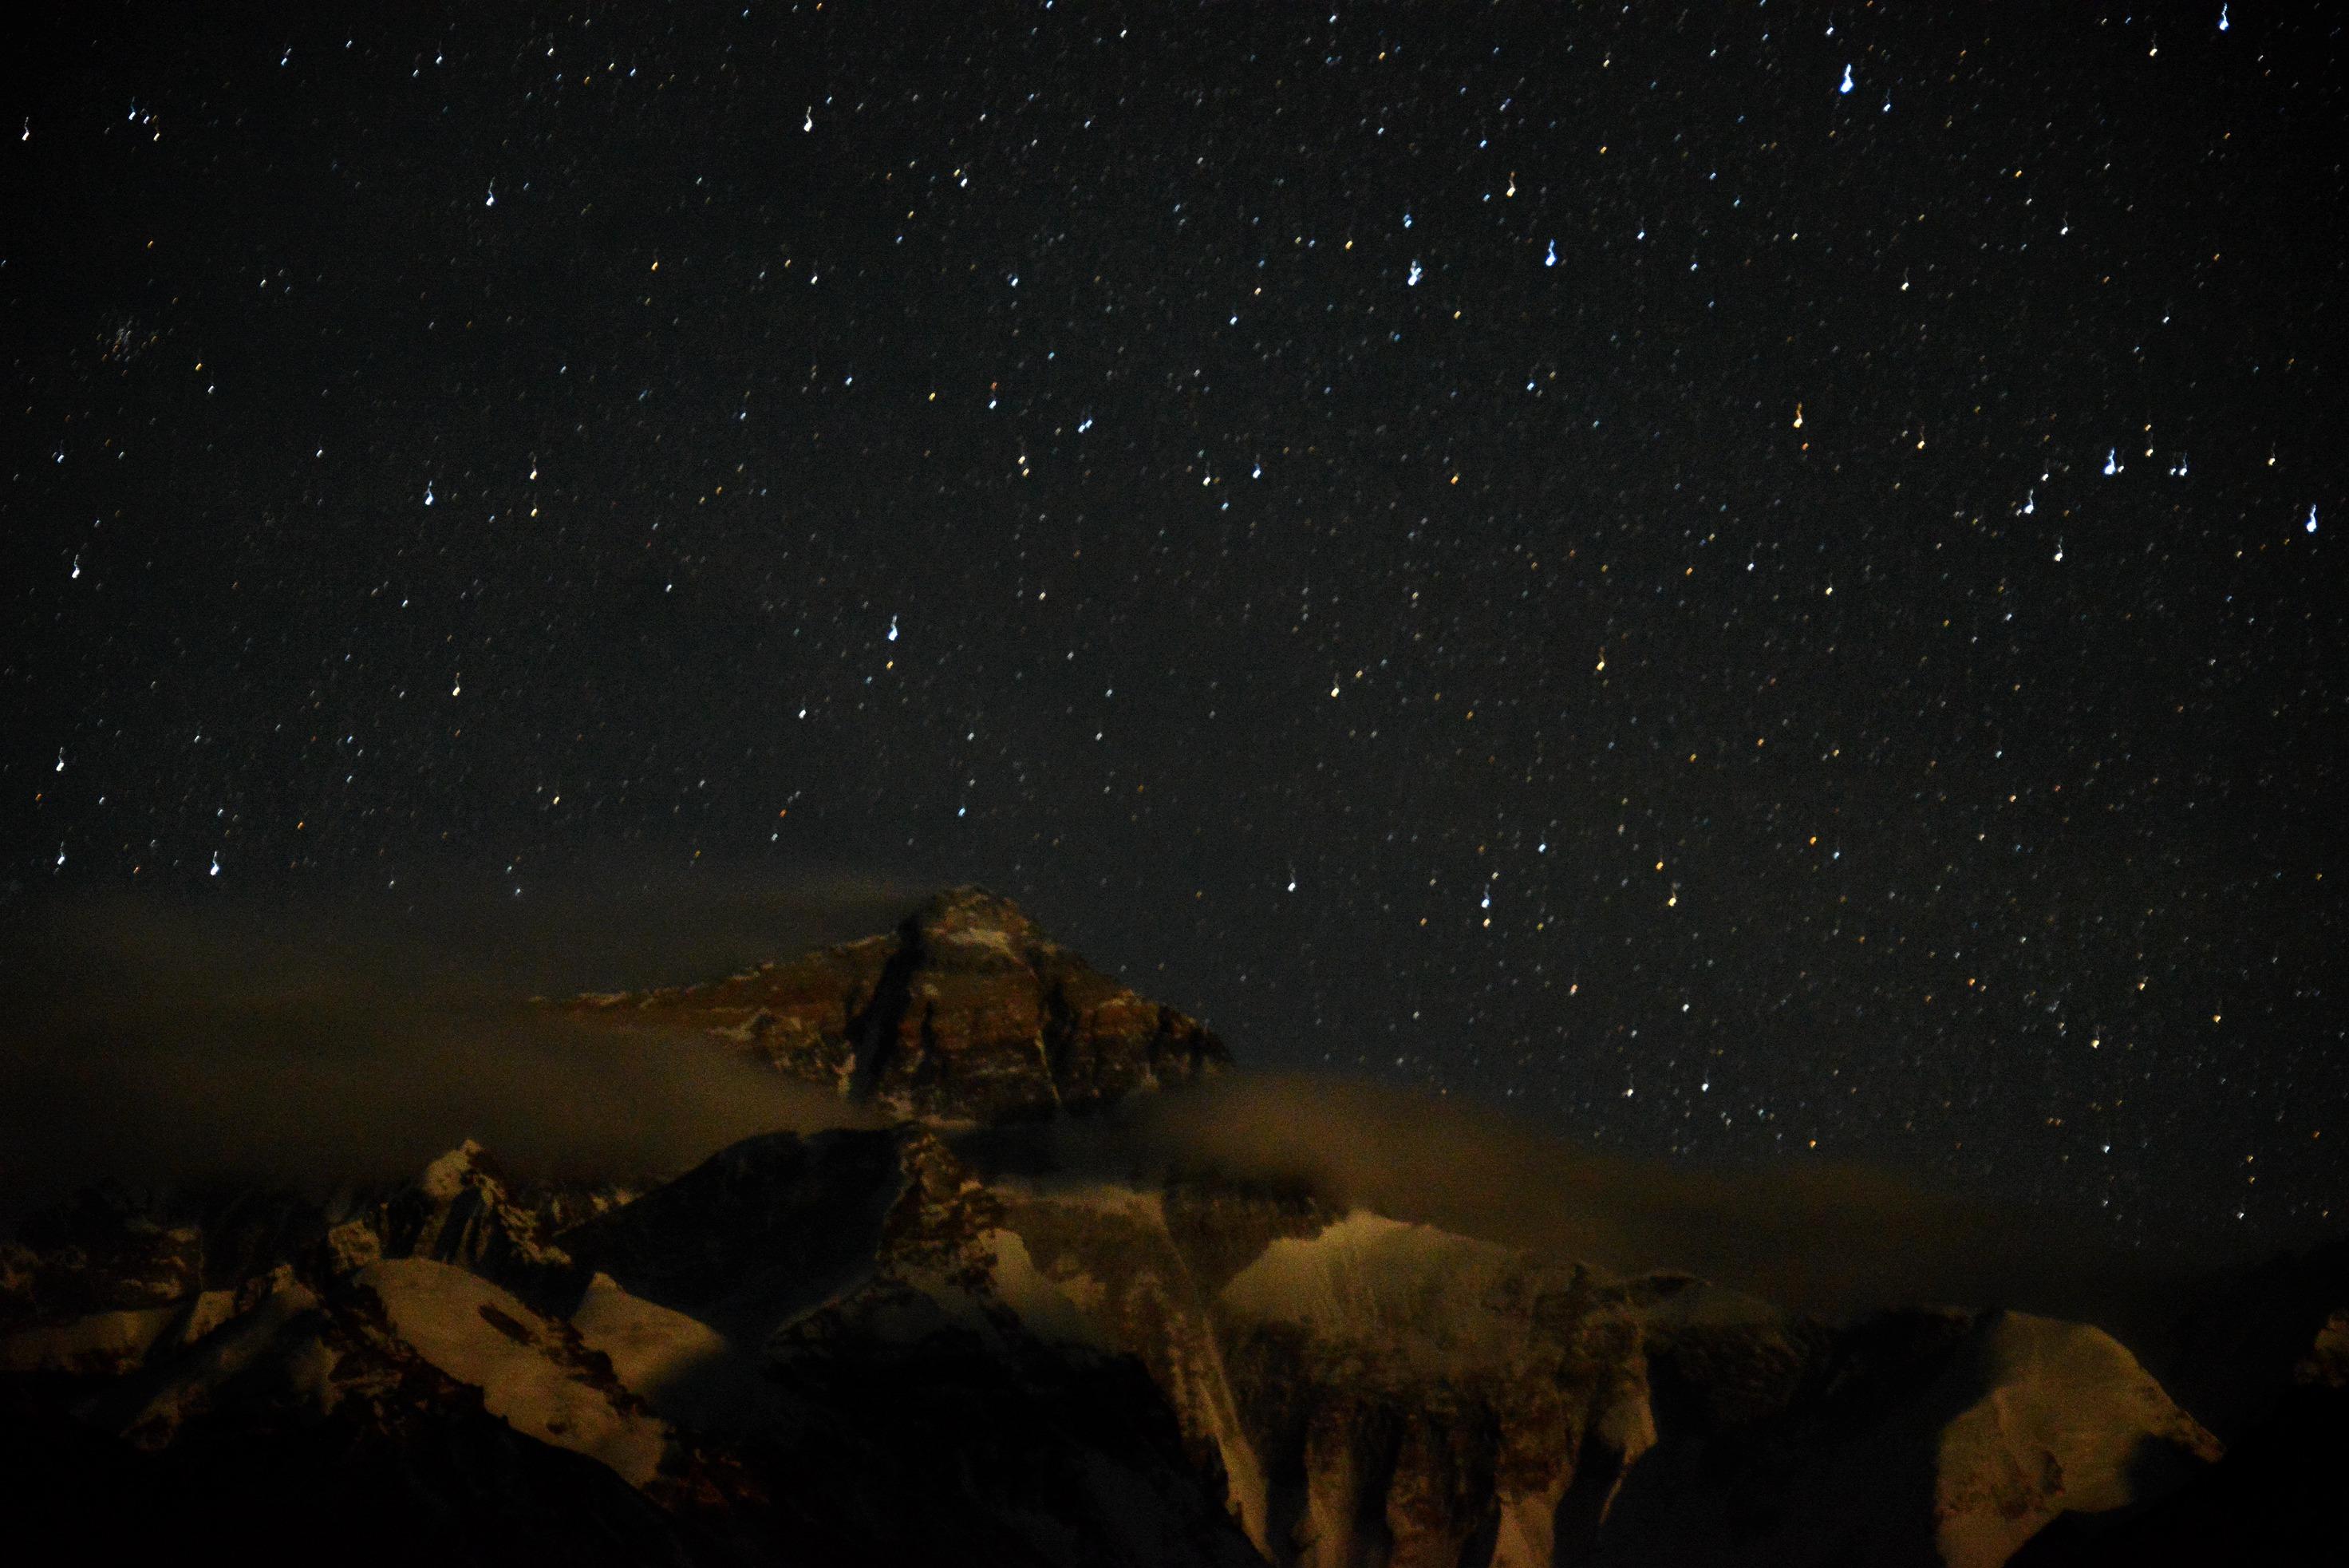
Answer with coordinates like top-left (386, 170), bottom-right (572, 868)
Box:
top-left (997, 1179), bottom-right (1334, 1549)
top-left (367, 1139), bottom-right (602, 1309)
top-left (1593, 1297), bottom-right (2225, 1568)
top-left (0, 1185), bottom-right (212, 1376)
top-left (0, 1146), bottom-right (622, 1377)
top-left (0, 1183), bottom-right (204, 1329)
top-left (565, 887), bottom-right (1230, 1123)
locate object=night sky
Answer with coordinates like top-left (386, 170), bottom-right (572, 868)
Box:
top-left (6, 2), bottom-right (2343, 1256)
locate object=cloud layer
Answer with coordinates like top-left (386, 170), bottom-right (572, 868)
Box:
top-left (1049, 1073), bottom-right (2192, 1343)
top-left (0, 864), bottom-right (910, 1212)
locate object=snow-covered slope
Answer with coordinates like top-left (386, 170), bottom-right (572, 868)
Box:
top-left (359, 1256), bottom-right (673, 1487)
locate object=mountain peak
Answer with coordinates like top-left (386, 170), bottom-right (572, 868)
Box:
top-left (907, 885), bottom-right (1037, 945)
top-left (568, 889), bottom-right (1228, 1124)
top-left (417, 1139), bottom-right (490, 1203)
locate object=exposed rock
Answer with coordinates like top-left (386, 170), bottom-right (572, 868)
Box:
top-left (2009, 1376), bottom-right (2348, 1566)
top-left (0, 1182), bottom-right (298, 1376)
top-left (1, 1183), bottom-right (203, 1329)
top-left (756, 1136), bottom-right (1267, 1567)
top-left (1932, 1313), bottom-right (2223, 1566)
top-left (0, 1353), bottom-right (721, 1566)
top-left (565, 886), bottom-right (1230, 1123)
top-left (372, 1139), bottom-right (582, 1306)
top-left (999, 1179), bottom-right (1331, 1550)
top-left (988, 1198), bottom-right (2224, 1568)
top-left (0, 1145), bottom-right (619, 1377)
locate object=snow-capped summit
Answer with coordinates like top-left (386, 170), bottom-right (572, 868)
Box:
top-left (567, 886), bottom-right (1230, 1124)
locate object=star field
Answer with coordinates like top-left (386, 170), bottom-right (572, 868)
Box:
top-left (6, 2), bottom-right (2343, 1254)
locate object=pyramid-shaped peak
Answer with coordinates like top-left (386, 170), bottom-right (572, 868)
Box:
top-left (909, 886), bottom-right (1041, 948)
top-left (563, 887), bottom-right (1228, 1124)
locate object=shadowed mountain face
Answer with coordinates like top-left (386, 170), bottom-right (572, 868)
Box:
top-left (3, 893), bottom-right (2339, 1566)
top-left (565, 887), bottom-right (1230, 1124)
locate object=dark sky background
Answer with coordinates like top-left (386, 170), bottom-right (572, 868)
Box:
top-left (4, 2), bottom-right (2343, 1261)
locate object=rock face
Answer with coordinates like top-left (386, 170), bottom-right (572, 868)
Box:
top-left (0, 1185), bottom-right (210, 1376)
top-left (567, 886), bottom-right (1230, 1123)
top-left (1, 890), bottom-right (2319, 1565)
top-left (1200, 1211), bottom-right (1659, 1568)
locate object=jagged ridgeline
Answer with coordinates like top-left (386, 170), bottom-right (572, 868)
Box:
top-left (3, 891), bottom-right (2343, 1566)
top-left (563, 885), bottom-right (1231, 1123)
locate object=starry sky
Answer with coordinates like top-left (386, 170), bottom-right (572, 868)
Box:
top-left (6, 2), bottom-right (2343, 1257)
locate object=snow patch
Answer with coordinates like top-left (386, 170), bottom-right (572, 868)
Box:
top-left (570, 1270), bottom-right (768, 1429)
top-left (0, 1286), bottom-right (247, 1377)
top-left (986, 1230), bottom-right (1107, 1350)
top-left (0, 1304), bottom-right (182, 1374)
top-left (175, 1288), bottom-right (241, 1349)
top-left (417, 1139), bottom-right (486, 1201)
top-left (361, 1258), bottom-right (669, 1487)
top-left (931, 923), bottom-right (1021, 961)
top-left (1220, 1210), bottom-right (1528, 1365)
top-left (96, 1275), bottom-right (324, 1449)
top-left (572, 1271), bottom-right (729, 1395)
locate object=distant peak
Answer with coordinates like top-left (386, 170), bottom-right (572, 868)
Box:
top-left (908, 886), bottom-right (1040, 946)
top-left (561, 886), bottom-right (1228, 1123)
top-left (418, 1139), bottom-right (491, 1201)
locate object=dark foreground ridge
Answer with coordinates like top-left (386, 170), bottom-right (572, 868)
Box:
top-left (566, 885), bottom-right (1230, 1124)
top-left (2, 891), bottom-right (2343, 1565)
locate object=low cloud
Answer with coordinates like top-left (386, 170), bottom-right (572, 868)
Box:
top-left (1056, 1073), bottom-right (2190, 1345)
top-left (0, 865), bottom-right (906, 1215)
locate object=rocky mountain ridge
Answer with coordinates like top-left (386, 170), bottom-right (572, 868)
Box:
top-left (4, 891), bottom-right (2340, 1565)
top-left (564, 886), bottom-right (1230, 1124)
